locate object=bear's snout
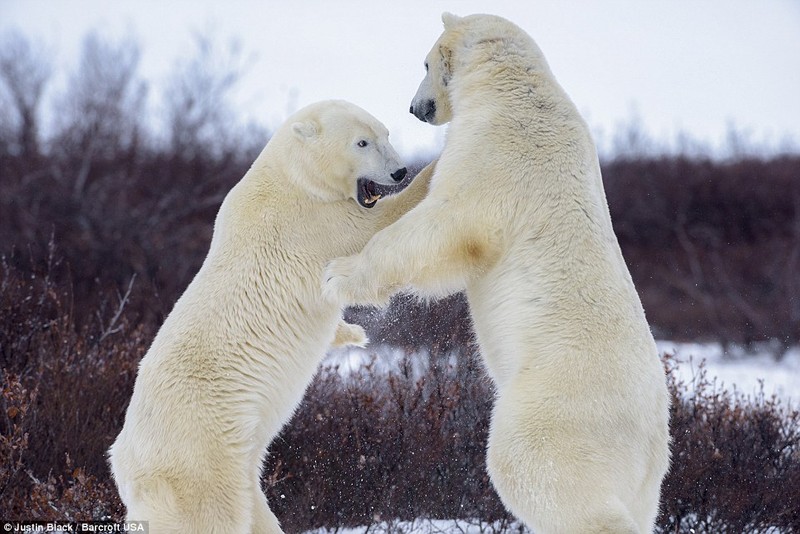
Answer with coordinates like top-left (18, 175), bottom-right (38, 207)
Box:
top-left (410, 100), bottom-right (436, 123)
top-left (391, 167), bottom-right (407, 182)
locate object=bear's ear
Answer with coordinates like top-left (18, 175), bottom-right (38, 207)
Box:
top-left (442, 12), bottom-right (461, 29)
top-left (438, 45), bottom-right (453, 86)
top-left (292, 120), bottom-right (318, 141)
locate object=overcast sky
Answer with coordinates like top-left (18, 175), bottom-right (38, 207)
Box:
top-left (2, 0), bottom-right (799, 158)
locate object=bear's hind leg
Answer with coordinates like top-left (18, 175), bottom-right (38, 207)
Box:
top-left (124, 477), bottom-right (185, 534)
top-left (129, 474), bottom-right (253, 534)
top-left (486, 448), bottom-right (639, 534)
top-left (485, 401), bottom-right (641, 534)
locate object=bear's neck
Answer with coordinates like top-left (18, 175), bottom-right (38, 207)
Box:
top-left (452, 55), bottom-right (582, 133)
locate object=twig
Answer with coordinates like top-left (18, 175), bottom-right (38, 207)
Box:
top-left (97, 274), bottom-right (136, 344)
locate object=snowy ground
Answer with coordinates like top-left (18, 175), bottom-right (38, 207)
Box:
top-left (326, 340), bottom-right (800, 406)
top-left (303, 517), bottom-right (787, 534)
top-left (657, 340), bottom-right (800, 405)
top-left (305, 518), bottom-right (526, 534)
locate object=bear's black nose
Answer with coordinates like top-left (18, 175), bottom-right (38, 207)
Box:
top-left (411, 100), bottom-right (436, 123)
top-left (391, 167), bottom-right (407, 182)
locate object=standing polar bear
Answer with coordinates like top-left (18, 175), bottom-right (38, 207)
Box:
top-left (324, 13), bottom-right (671, 534)
top-left (109, 100), bottom-right (432, 534)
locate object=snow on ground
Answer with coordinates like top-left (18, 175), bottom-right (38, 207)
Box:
top-left (304, 517), bottom-right (788, 534)
top-left (657, 340), bottom-right (800, 406)
top-left (326, 340), bottom-right (800, 406)
top-left (305, 518), bottom-right (526, 534)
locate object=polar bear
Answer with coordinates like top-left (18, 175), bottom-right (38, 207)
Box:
top-left (108, 100), bottom-right (432, 534)
top-left (323, 14), bottom-right (671, 534)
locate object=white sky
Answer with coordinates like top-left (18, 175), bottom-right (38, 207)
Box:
top-left (2, 0), bottom-right (799, 158)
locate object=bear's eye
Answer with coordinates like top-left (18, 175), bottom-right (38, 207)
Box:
top-left (357, 140), bottom-right (369, 148)
top-left (424, 61), bottom-right (429, 72)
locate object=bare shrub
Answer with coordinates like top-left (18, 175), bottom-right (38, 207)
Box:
top-left (263, 348), bottom-right (506, 532)
top-left (604, 155), bottom-right (800, 349)
top-left (0, 247), bottom-right (144, 519)
top-left (162, 32), bottom-right (262, 164)
top-left (0, 30), bottom-right (51, 161)
top-left (0, 373), bottom-right (35, 504)
top-left (50, 31), bottom-right (147, 198)
top-left (659, 354), bottom-right (800, 532)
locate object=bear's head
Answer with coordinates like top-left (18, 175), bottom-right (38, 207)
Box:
top-left (410, 13), bottom-right (538, 125)
top-left (286, 100), bottom-right (408, 209)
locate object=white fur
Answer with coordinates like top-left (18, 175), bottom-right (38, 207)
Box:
top-left (109, 100), bottom-right (431, 534)
top-left (324, 14), bottom-right (671, 534)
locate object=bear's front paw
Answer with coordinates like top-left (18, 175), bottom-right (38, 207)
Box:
top-left (322, 255), bottom-right (388, 306)
top-left (332, 321), bottom-right (368, 348)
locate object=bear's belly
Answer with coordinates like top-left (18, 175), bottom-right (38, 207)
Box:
top-left (466, 259), bottom-right (545, 390)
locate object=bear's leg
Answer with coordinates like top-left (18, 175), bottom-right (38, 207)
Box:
top-left (485, 400), bottom-right (640, 534)
top-left (126, 474), bottom-right (253, 534)
top-left (324, 202), bottom-right (497, 305)
top-left (628, 452), bottom-right (667, 532)
top-left (331, 320), bottom-right (368, 348)
top-left (123, 477), bottom-right (185, 534)
top-left (184, 489), bottom-right (253, 534)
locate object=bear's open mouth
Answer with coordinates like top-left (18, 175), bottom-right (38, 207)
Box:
top-left (356, 177), bottom-right (410, 208)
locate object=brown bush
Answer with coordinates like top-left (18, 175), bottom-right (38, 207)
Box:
top-left (0, 249), bottom-right (140, 519)
top-left (603, 155), bottom-right (800, 349)
top-left (0, 30), bottom-right (264, 327)
top-left (659, 354), bottom-right (800, 532)
top-left (263, 349), bottom-right (503, 532)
